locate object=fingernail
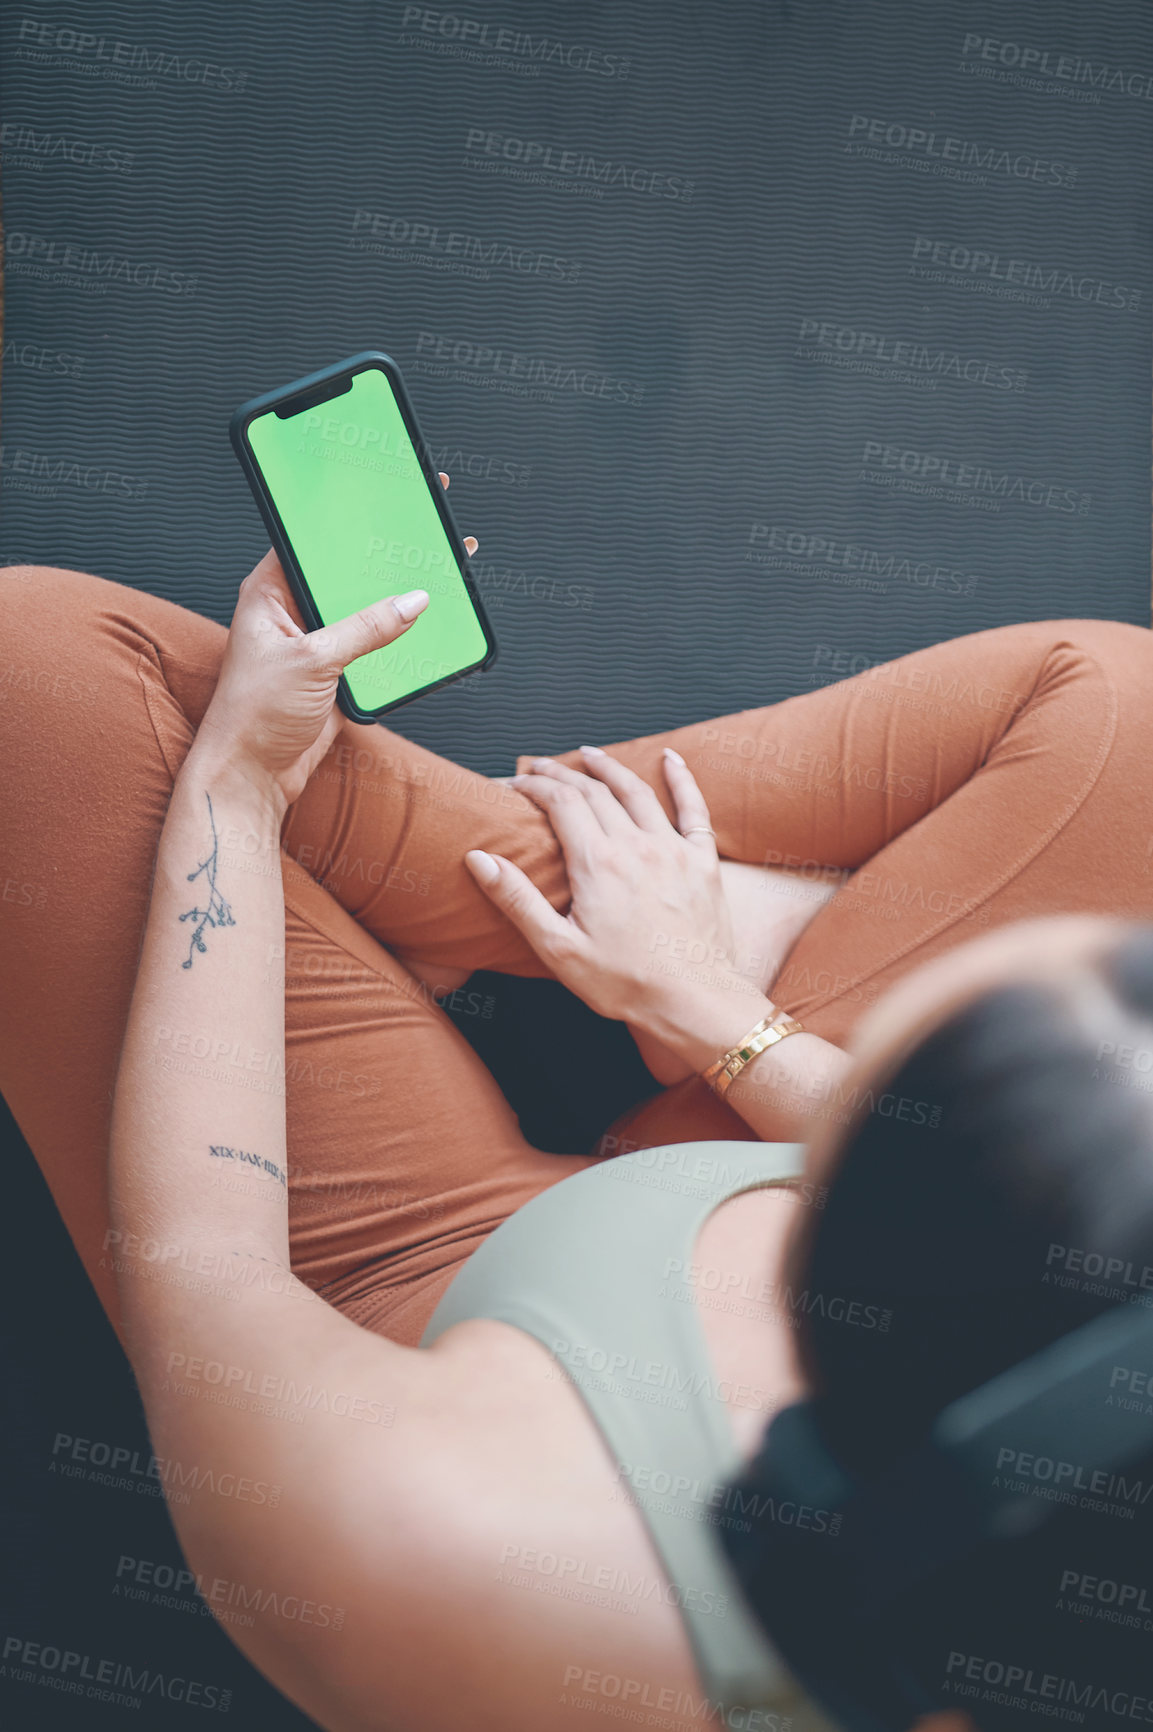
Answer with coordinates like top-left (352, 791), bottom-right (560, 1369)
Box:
top-left (529, 756), bottom-right (553, 769)
top-left (392, 590), bottom-right (429, 621)
top-left (664, 747), bottom-right (685, 764)
top-left (465, 849), bottom-right (499, 884)
top-left (579, 744), bottom-right (604, 757)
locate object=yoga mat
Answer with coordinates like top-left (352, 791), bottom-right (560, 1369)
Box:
top-left (2, 0), bottom-right (1150, 775)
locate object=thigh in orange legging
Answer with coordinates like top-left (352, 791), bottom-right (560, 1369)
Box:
top-left (568, 618), bottom-right (1153, 1153)
top-left (0, 566), bottom-right (595, 1350)
top-left (292, 612), bottom-right (1142, 1051)
top-left (4, 570), bottom-right (1150, 1345)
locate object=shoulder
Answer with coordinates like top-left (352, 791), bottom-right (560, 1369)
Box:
top-left (130, 1252), bottom-right (728, 1731)
top-left (209, 1315), bottom-right (706, 1730)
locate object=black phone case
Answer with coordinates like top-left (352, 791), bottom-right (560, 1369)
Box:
top-left (229, 349), bottom-right (499, 725)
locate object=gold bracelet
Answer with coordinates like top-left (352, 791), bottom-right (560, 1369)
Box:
top-left (700, 1007), bottom-right (806, 1099)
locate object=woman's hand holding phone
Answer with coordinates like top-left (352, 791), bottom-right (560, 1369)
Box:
top-left (233, 353), bottom-right (497, 721)
top-left (195, 474), bottom-right (477, 814)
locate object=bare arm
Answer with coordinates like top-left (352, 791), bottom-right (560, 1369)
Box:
top-left (108, 744), bottom-right (292, 1283)
top-left (106, 709), bottom-right (653, 1732)
top-left (623, 973), bottom-right (853, 1143)
top-left (105, 556), bottom-right (462, 1728)
top-left (106, 550), bottom-right (424, 1341)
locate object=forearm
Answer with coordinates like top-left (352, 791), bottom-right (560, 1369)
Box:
top-left (108, 738), bottom-right (293, 1326)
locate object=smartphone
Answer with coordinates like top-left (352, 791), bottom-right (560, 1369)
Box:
top-left (230, 350), bottom-right (498, 723)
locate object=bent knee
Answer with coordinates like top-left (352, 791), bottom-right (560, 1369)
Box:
top-left (3, 561), bottom-right (117, 625)
top-left (0, 563), bottom-right (226, 718)
top-left (0, 564), bottom-right (165, 667)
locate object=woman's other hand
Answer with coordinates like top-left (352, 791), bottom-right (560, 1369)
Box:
top-left (463, 748), bottom-right (767, 1049)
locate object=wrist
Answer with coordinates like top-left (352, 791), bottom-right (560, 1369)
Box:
top-left (642, 974), bottom-right (778, 1075)
top-left (722, 1028), bottom-right (832, 1108)
top-left (182, 733), bottom-right (288, 827)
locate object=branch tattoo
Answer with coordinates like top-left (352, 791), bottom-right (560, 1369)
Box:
top-left (179, 791), bottom-right (236, 968)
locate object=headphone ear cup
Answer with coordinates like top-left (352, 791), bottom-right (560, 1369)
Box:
top-left (723, 1429), bottom-right (1153, 1732)
top-left (883, 1491), bottom-right (1153, 1732)
top-left (718, 1421), bottom-right (917, 1731)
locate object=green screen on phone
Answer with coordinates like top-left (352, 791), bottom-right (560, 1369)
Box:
top-left (245, 365), bottom-right (490, 713)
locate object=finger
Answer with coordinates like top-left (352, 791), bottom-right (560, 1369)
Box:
top-left (238, 549), bottom-right (301, 622)
top-left (437, 471), bottom-right (478, 554)
top-left (463, 850), bottom-right (587, 973)
top-left (232, 552), bottom-right (311, 652)
top-left (504, 771), bottom-right (605, 871)
top-left (306, 589), bottom-right (429, 675)
top-left (661, 748), bottom-right (719, 852)
top-left (573, 745), bottom-right (674, 834)
top-left (511, 758), bottom-right (632, 837)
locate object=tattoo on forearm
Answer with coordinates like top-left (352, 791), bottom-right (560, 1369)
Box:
top-left (209, 1143), bottom-right (288, 1188)
top-left (179, 791), bottom-right (236, 968)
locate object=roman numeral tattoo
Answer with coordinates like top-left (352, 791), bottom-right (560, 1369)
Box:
top-left (209, 1144), bottom-right (288, 1188)
top-left (179, 791), bottom-right (236, 968)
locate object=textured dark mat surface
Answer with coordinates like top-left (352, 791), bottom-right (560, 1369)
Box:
top-left (2, 2), bottom-right (1152, 1725)
top-left (2, 0), bottom-right (1150, 776)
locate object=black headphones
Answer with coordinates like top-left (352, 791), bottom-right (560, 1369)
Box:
top-left (719, 1296), bottom-right (1153, 1732)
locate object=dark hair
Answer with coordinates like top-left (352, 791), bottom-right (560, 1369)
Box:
top-left (788, 927), bottom-right (1153, 1470)
top-left (732, 925), bottom-right (1153, 1730)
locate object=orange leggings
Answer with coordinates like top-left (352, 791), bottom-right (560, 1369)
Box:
top-left (2, 564), bottom-right (1150, 1347)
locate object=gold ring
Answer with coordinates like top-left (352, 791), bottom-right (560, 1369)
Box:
top-left (681, 825), bottom-right (716, 839)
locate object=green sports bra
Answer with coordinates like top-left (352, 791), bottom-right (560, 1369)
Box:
top-left (420, 1139), bottom-right (839, 1728)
